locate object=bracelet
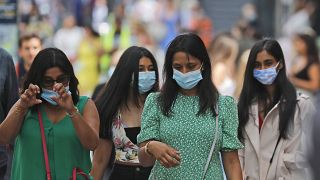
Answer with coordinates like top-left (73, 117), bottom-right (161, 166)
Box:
top-left (145, 141), bottom-right (153, 156)
top-left (67, 106), bottom-right (79, 118)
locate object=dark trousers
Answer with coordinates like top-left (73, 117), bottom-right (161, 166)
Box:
top-left (0, 165), bottom-right (6, 180)
top-left (0, 145), bottom-right (13, 180)
top-left (0, 145), bottom-right (9, 180)
top-left (109, 164), bottom-right (152, 180)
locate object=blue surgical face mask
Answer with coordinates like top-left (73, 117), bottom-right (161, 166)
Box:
top-left (173, 67), bottom-right (203, 90)
top-left (41, 86), bottom-right (71, 106)
top-left (138, 71), bottom-right (156, 94)
top-left (253, 62), bottom-right (280, 85)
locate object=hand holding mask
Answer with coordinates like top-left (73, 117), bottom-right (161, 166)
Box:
top-left (41, 83), bottom-right (74, 112)
top-left (20, 83), bottom-right (42, 109)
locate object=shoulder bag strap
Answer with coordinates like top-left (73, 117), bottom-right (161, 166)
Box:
top-left (72, 168), bottom-right (90, 180)
top-left (202, 108), bottom-right (219, 180)
top-left (37, 108), bottom-right (52, 180)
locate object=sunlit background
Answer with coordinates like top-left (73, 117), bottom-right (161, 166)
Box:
top-left (0, 0), bottom-right (319, 97)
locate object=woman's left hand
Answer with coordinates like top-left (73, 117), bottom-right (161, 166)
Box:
top-left (147, 141), bottom-right (181, 168)
top-left (51, 83), bottom-right (75, 113)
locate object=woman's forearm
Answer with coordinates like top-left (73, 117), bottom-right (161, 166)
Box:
top-left (138, 141), bottom-right (156, 167)
top-left (291, 77), bottom-right (319, 92)
top-left (0, 100), bottom-right (28, 144)
top-left (222, 151), bottom-right (243, 180)
top-left (70, 113), bottom-right (99, 150)
top-left (69, 100), bottom-right (100, 150)
top-left (91, 138), bottom-right (113, 180)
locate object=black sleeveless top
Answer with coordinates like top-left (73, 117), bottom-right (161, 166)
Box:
top-left (124, 127), bottom-right (141, 144)
top-left (294, 62), bottom-right (314, 80)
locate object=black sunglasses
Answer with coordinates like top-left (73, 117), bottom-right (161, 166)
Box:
top-left (41, 75), bottom-right (70, 88)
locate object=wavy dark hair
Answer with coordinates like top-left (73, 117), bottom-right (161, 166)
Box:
top-left (95, 46), bottom-right (159, 139)
top-left (238, 38), bottom-right (297, 141)
top-left (159, 33), bottom-right (219, 117)
top-left (23, 48), bottom-right (80, 108)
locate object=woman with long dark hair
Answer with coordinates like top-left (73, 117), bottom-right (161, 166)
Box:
top-left (0, 48), bottom-right (100, 179)
top-left (137, 33), bottom-right (243, 179)
top-left (290, 33), bottom-right (320, 96)
top-left (91, 46), bottom-right (159, 180)
top-left (238, 38), bottom-right (314, 179)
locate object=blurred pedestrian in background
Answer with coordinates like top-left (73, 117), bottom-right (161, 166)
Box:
top-left (0, 48), bottom-right (19, 180)
top-left (189, 1), bottom-right (213, 48)
top-left (91, 49), bottom-right (124, 101)
top-left (238, 38), bottom-right (314, 179)
top-left (137, 33), bottom-right (243, 180)
top-left (92, 46), bottom-right (159, 180)
top-left (16, 33), bottom-right (42, 89)
top-left (209, 33), bottom-right (239, 97)
top-left (289, 33), bottom-right (320, 97)
top-left (19, 2), bottom-right (54, 47)
top-left (99, 3), bottom-right (131, 82)
top-left (75, 25), bottom-right (104, 96)
top-left (53, 15), bottom-right (84, 64)
top-left (0, 48), bottom-right (99, 179)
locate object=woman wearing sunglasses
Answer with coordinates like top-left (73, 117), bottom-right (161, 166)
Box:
top-left (0, 48), bottom-right (100, 179)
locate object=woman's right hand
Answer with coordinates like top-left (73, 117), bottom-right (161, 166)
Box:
top-left (19, 84), bottom-right (42, 109)
top-left (148, 141), bottom-right (181, 168)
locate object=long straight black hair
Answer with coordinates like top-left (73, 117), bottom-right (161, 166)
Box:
top-left (159, 33), bottom-right (219, 117)
top-left (238, 38), bottom-right (297, 141)
top-left (95, 46), bottom-right (159, 139)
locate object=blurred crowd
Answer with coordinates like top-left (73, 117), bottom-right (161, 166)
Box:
top-left (0, 0), bottom-right (319, 179)
top-left (16, 0), bottom-right (320, 98)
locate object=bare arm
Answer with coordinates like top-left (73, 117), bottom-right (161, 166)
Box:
top-left (91, 138), bottom-right (113, 180)
top-left (0, 100), bottom-right (28, 144)
top-left (138, 140), bottom-right (180, 168)
top-left (52, 83), bottom-right (99, 150)
top-left (68, 99), bottom-right (100, 150)
top-left (222, 150), bottom-right (243, 180)
top-left (238, 149), bottom-right (246, 178)
top-left (0, 84), bottom-right (41, 144)
top-left (138, 141), bottom-right (156, 167)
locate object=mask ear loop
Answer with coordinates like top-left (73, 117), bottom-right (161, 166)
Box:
top-left (275, 61), bottom-right (281, 72)
top-left (130, 73), bottom-right (135, 87)
top-left (200, 63), bottom-right (204, 71)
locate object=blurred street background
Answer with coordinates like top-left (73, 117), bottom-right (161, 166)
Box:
top-left (0, 0), bottom-right (319, 97)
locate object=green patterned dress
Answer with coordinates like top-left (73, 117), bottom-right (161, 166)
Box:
top-left (137, 93), bottom-right (243, 180)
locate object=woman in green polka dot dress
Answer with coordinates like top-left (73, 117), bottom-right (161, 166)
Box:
top-left (137, 33), bottom-right (243, 180)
